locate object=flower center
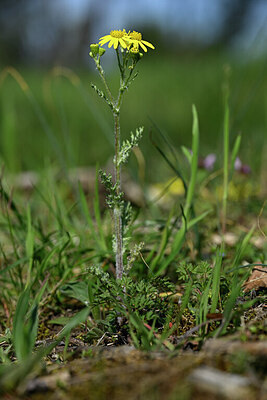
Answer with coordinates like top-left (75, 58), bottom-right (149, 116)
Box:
top-left (129, 31), bottom-right (142, 41)
top-left (110, 30), bottom-right (125, 38)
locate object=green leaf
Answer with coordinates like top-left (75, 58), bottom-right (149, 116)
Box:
top-left (60, 281), bottom-right (90, 305)
top-left (1, 307), bottom-right (89, 391)
top-left (12, 289), bottom-right (38, 362)
top-left (181, 145), bottom-right (192, 164)
top-left (57, 307), bottom-right (90, 339)
top-left (48, 317), bottom-right (70, 325)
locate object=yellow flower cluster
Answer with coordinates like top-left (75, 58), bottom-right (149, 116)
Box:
top-left (99, 29), bottom-right (155, 52)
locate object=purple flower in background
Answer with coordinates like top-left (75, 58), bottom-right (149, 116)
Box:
top-left (234, 157), bottom-right (242, 171)
top-left (240, 164), bottom-right (251, 174)
top-left (198, 153), bottom-right (217, 171)
top-left (204, 153), bottom-right (217, 170)
top-left (234, 157), bottom-right (251, 175)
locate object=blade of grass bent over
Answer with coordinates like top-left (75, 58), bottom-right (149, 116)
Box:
top-left (156, 105), bottom-right (199, 275)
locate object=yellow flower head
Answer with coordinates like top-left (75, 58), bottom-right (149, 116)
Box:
top-left (127, 31), bottom-right (155, 52)
top-left (99, 29), bottom-right (128, 49)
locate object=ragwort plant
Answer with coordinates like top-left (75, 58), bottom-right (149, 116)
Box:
top-left (89, 29), bottom-right (155, 280)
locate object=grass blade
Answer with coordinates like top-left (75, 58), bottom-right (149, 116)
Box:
top-left (198, 277), bottom-right (212, 332)
top-left (78, 182), bottom-right (104, 250)
top-left (183, 104), bottom-right (199, 216)
top-left (155, 106), bottom-right (200, 275)
top-left (210, 247), bottom-right (223, 314)
top-left (222, 97), bottom-right (229, 233)
top-left (230, 225), bottom-right (255, 271)
top-left (94, 166), bottom-right (107, 251)
top-left (25, 205), bottom-right (34, 287)
top-left (1, 307), bottom-right (89, 391)
top-left (215, 227), bottom-right (255, 336)
top-left (150, 206), bottom-right (175, 271)
top-left (12, 289), bottom-right (38, 362)
top-left (229, 133), bottom-right (241, 179)
top-left (177, 280), bottom-right (193, 325)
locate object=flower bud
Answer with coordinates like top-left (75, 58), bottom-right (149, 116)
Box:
top-left (130, 46), bottom-right (139, 55)
top-left (129, 46), bottom-right (143, 61)
top-left (99, 47), bottom-right (106, 56)
top-left (90, 44), bottom-right (99, 57)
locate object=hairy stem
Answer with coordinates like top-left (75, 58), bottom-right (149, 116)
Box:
top-left (93, 53), bottom-right (132, 280)
top-left (95, 61), bottom-right (114, 104)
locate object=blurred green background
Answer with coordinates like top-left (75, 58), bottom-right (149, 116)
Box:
top-left (0, 0), bottom-right (266, 182)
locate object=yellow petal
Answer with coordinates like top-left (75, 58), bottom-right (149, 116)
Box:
top-left (99, 37), bottom-right (111, 45)
top-left (139, 42), bottom-right (147, 52)
top-left (119, 39), bottom-right (127, 48)
top-left (99, 35), bottom-right (109, 40)
top-left (113, 39), bottom-right (119, 49)
top-left (127, 38), bottom-right (138, 45)
top-left (141, 40), bottom-right (155, 49)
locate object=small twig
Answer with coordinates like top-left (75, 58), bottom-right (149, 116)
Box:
top-left (175, 318), bottom-right (222, 346)
top-left (96, 332), bottom-right (107, 346)
top-left (139, 251), bottom-right (150, 270)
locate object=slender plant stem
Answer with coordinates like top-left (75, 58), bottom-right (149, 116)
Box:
top-left (113, 51), bottom-right (127, 279)
top-left (95, 61), bottom-right (114, 104)
top-left (92, 49), bottom-right (136, 280)
top-left (114, 111), bottom-right (124, 279)
top-left (94, 54), bottom-right (125, 279)
top-left (222, 100), bottom-right (229, 234)
top-left (115, 49), bottom-right (123, 79)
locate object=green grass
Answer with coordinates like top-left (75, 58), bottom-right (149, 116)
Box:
top-left (0, 52), bottom-right (266, 177)
top-left (0, 52), bottom-right (266, 393)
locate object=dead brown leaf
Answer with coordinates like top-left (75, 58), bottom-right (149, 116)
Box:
top-left (243, 266), bottom-right (267, 292)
